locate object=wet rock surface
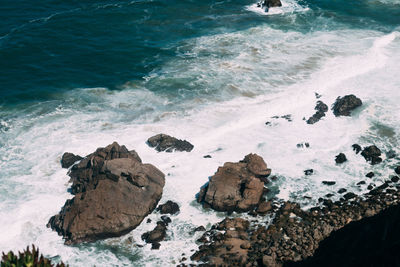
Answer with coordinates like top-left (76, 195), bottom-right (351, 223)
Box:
top-left (332, 94), bottom-right (362, 116)
top-left (147, 133), bottom-right (194, 152)
top-left (156, 200), bottom-right (180, 215)
top-left (196, 154), bottom-right (271, 212)
top-left (48, 142), bottom-right (165, 244)
top-left (142, 221), bottom-right (168, 249)
top-left (61, 152), bottom-right (83, 168)
top-left (335, 153), bottom-right (347, 164)
top-left (191, 182), bottom-right (400, 266)
top-left (361, 145), bottom-right (382, 165)
top-left (306, 101), bottom-right (328, 124)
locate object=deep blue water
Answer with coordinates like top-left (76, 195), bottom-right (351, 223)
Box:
top-left (1, 0), bottom-right (399, 106)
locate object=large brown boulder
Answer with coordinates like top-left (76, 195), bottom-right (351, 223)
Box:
top-left (197, 154), bottom-right (271, 212)
top-left (47, 142), bottom-right (165, 244)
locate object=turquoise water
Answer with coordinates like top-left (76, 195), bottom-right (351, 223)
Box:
top-left (1, 0), bottom-right (400, 266)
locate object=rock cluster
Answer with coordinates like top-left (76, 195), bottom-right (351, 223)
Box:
top-left (191, 180), bottom-right (400, 266)
top-left (48, 142), bottom-right (165, 244)
top-left (196, 154), bottom-right (271, 212)
top-left (147, 134), bottom-right (194, 152)
top-left (306, 101), bottom-right (328, 124)
top-left (332, 94), bottom-right (362, 116)
top-left (142, 220), bottom-right (168, 250)
top-left (287, 203), bottom-right (400, 267)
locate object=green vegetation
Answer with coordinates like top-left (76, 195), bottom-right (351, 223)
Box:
top-left (1, 245), bottom-right (67, 267)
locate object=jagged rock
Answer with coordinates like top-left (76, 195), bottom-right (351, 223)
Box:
top-left (142, 221), bottom-right (167, 248)
top-left (335, 153), bottom-right (347, 164)
top-left (322, 181), bottom-right (336, 186)
top-left (352, 144), bottom-right (362, 154)
top-left (361, 145), bottom-right (382, 165)
top-left (197, 154), bottom-right (271, 212)
top-left (61, 152), bottom-right (83, 168)
top-left (156, 200), bottom-right (180, 215)
top-left (307, 101), bottom-right (328, 124)
top-left (147, 133), bottom-right (193, 152)
top-left (332, 95), bottom-right (362, 116)
top-left (47, 142), bottom-right (165, 244)
top-left (357, 181), bottom-right (366, 185)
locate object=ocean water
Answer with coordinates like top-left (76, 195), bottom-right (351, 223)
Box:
top-left (1, 0), bottom-right (400, 265)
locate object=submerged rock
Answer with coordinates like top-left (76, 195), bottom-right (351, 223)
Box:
top-left (197, 154), bottom-right (271, 212)
top-left (147, 133), bottom-right (194, 152)
top-left (304, 169), bottom-right (314, 175)
top-left (395, 166), bottom-right (400, 175)
top-left (48, 142), bottom-right (165, 244)
top-left (361, 145), bottom-right (382, 165)
top-left (332, 95), bottom-right (362, 116)
top-left (61, 152), bottom-right (82, 168)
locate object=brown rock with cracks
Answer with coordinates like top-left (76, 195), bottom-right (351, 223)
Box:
top-left (197, 154), bottom-right (271, 212)
top-left (47, 142), bottom-right (165, 245)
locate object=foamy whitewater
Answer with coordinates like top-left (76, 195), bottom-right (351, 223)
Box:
top-left (0, 0), bottom-right (400, 265)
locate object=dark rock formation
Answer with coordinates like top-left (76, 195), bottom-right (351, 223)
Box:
top-left (61, 152), bottom-right (82, 168)
top-left (306, 101), bottom-right (328, 124)
top-left (332, 95), bottom-right (362, 116)
top-left (203, 155), bottom-right (212, 158)
top-left (335, 153), bottom-right (347, 164)
top-left (146, 134), bottom-right (193, 152)
top-left (192, 180), bottom-right (400, 266)
top-left (141, 221), bottom-right (167, 249)
top-left (48, 142), bottom-right (165, 244)
top-left (338, 188), bottom-right (347, 194)
top-left (352, 144), bottom-right (362, 154)
top-left (196, 154), bottom-right (271, 212)
top-left (322, 181), bottom-right (336, 186)
top-left (286, 203), bottom-right (400, 267)
top-left (395, 166), bottom-right (400, 175)
top-left (391, 176), bottom-right (399, 183)
top-left (361, 145), bottom-right (382, 165)
top-left (156, 200), bottom-right (180, 215)
top-left (366, 172), bottom-right (375, 178)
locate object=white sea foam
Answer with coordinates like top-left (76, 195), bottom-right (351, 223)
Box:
top-left (0, 25), bottom-right (399, 266)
